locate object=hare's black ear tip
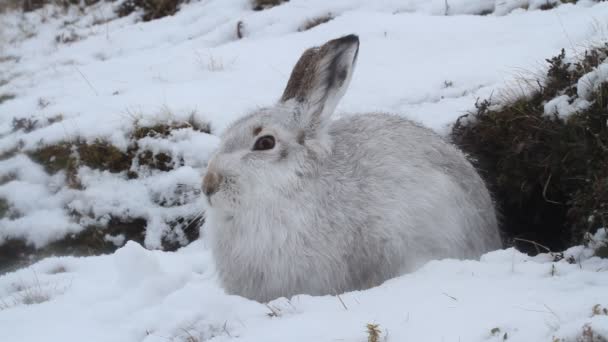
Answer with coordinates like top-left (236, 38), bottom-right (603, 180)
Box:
top-left (338, 34), bottom-right (359, 46)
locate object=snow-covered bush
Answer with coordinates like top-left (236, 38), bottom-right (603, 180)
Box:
top-left (452, 44), bottom-right (608, 254)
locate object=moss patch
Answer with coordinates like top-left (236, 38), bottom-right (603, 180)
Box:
top-left (451, 44), bottom-right (608, 253)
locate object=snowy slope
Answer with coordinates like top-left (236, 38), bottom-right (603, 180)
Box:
top-left (2, 0), bottom-right (608, 248)
top-left (1, 0), bottom-right (608, 341)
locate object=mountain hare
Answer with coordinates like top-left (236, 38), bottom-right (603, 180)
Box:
top-left (203, 35), bottom-right (501, 302)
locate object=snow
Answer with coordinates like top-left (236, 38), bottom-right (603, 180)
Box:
top-left (0, 155), bottom-right (80, 247)
top-left (543, 94), bottom-right (591, 118)
top-left (1, 235), bottom-right (608, 341)
top-left (578, 62), bottom-right (608, 101)
top-left (1, 0), bottom-right (608, 340)
top-left (542, 47), bottom-right (608, 118)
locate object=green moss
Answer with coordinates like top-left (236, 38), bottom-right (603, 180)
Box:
top-left (452, 44), bottom-right (608, 253)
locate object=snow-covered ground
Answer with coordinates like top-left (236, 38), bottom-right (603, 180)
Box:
top-left (1, 0), bottom-right (608, 340)
top-left (1, 233), bottom-right (608, 341)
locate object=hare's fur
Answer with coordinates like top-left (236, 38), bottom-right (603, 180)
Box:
top-left (204, 35), bottom-right (501, 302)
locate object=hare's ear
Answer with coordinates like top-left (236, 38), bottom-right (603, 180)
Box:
top-left (280, 34), bottom-right (359, 132)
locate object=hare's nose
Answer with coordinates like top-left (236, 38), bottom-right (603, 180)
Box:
top-left (202, 171), bottom-right (223, 197)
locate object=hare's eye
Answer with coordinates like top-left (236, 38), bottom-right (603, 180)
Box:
top-left (253, 135), bottom-right (275, 151)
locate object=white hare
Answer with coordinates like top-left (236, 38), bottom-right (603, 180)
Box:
top-left (203, 34), bottom-right (501, 302)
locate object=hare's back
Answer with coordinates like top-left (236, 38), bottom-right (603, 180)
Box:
top-left (329, 113), bottom-right (462, 172)
top-left (327, 113), bottom-right (501, 258)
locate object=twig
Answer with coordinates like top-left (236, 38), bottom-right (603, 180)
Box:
top-left (223, 321), bottom-right (232, 337)
top-left (336, 293), bottom-right (348, 310)
top-left (442, 292), bottom-right (458, 301)
top-left (180, 328), bottom-right (198, 342)
top-left (543, 303), bottom-right (561, 323)
top-left (236, 20), bottom-right (244, 39)
top-left (265, 303), bottom-right (279, 317)
top-left (513, 238), bottom-right (553, 254)
top-left (73, 66), bottom-right (99, 96)
top-left (542, 173), bottom-right (561, 204)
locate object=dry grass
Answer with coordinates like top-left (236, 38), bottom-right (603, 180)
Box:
top-left (0, 271), bottom-right (55, 310)
top-left (592, 304), bottom-right (608, 316)
top-left (579, 323), bottom-right (608, 342)
top-left (367, 323), bottom-right (381, 342)
top-left (194, 51), bottom-right (235, 72)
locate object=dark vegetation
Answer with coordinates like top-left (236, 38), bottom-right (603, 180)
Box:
top-left (10, 0), bottom-right (190, 21)
top-left (0, 93), bottom-right (16, 105)
top-left (298, 13), bottom-right (334, 32)
top-left (252, 0), bottom-right (288, 11)
top-left (4, 0), bottom-right (600, 20)
top-left (13, 0), bottom-right (291, 21)
top-left (116, 0), bottom-right (189, 21)
top-left (452, 44), bottom-right (608, 254)
top-left (22, 0), bottom-right (101, 12)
